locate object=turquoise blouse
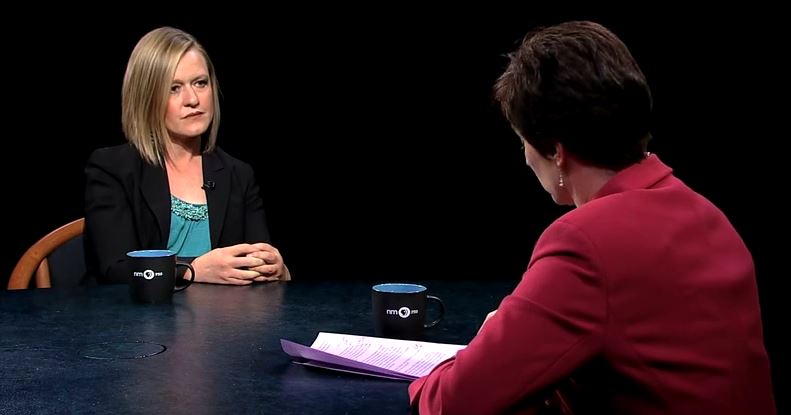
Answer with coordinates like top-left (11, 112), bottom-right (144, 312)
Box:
top-left (167, 195), bottom-right (211, 257)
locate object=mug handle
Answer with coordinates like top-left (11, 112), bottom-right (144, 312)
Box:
top-left (424, 295), bottom-right (445, 328)
top-left (174, 261), bottom-right (196, 293)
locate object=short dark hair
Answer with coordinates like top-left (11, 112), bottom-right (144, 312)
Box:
top-left (494, 21), bottom-right (652, 170)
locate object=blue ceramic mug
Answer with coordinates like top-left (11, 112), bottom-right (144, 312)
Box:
top-left (127, 250), bottom-right (195, 304)
top-left (372, 283), bottom-right (445, 340)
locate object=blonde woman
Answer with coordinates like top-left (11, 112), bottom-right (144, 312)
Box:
top-left (85, 27), bottom-right (289, 285)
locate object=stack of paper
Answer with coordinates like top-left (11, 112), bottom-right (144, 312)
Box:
top-left (281, 332), bottom-right (466, 381)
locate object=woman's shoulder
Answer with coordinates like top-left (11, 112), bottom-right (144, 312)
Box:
top-left (207, 146), bottom-right (256, 174)
top-left (85, 143), bottom-right (146, 180)
top-left (87, 143), bottom-right (140, 165)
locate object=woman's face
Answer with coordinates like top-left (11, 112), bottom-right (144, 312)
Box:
top-left (165, 49), bottom-right (213, 141)
top-left (521, 137), bottom-right (573, 205)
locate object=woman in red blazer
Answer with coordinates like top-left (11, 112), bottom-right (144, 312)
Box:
top-left (409, 21), bottom-right (775, 414)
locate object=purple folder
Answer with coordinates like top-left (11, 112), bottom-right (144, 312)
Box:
top-left (280, 339), bottom-right (417, 381)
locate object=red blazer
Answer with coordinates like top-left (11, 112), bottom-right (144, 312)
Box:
top-left (409, 155), bottom-right (775, 414)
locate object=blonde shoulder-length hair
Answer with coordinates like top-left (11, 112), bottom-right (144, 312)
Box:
top-left (121, 26), bottom-right (221, 165)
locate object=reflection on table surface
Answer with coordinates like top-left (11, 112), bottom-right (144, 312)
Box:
top-left (0, 279), bottom-right (516, 414)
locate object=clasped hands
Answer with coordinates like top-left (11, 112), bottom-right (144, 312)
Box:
top-left (189, 243), bottom-right (290, 285)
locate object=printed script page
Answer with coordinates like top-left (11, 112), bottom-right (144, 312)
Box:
top-left (310, 332), bottom-right (466, 378)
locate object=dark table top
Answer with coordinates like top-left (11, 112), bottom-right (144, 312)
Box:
top-left (1, 279), bottom-right (516, 414)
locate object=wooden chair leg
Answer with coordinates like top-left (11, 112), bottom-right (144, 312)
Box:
top-left (34, 259), bottom-right (52, 288)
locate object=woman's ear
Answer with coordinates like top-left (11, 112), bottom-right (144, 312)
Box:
top-left (553, 142), bottom-right (566, 168)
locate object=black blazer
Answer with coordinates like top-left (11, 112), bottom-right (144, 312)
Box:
top-left (84, 143), bottom-right (271, 283)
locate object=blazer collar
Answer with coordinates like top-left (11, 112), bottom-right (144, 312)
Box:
top-left (594, 154), bottom-right (674, 199)
top-left (140, 160), bottom-right (170, 246)
top-left (140, 150), bottom-right (230, 249)
top-left (203, 150), bottom-right (230, 248)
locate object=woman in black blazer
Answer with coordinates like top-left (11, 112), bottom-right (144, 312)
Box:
top-left (84, 26), bottom-right (289, 285)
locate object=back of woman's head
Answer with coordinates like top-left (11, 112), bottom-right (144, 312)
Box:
top-left (121, 26), bottom-right (220, 165)
top-left (494, 21), bottom-right (652, 170)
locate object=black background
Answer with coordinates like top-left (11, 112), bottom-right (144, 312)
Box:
top-left (3, 7), bottom-right (785, 409)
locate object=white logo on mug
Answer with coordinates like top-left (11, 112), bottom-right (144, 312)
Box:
top-left (386, 307), bottom-right (419, 319)
top-left (133, 269), bottom-right (163, 280)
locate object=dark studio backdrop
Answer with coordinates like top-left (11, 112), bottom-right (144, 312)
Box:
top-left (3, 7), bottom-right (785, 409)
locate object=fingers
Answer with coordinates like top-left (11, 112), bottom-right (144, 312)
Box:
top-left (197, 245), bottom-right (287, 285)
top-left (246, 251), bottom-right (279, 264)
top-left (249, 264), bottom-right (280, 276)
top-left (224, 243), bottom-right (265, 257)
top-left (230, 255), bottom-right (267, 269)
top-left (220, 267), bottom-right (261, 283)
top-left (250, 243), bottom-right (277, 252)
top-left (253, 275), bottom-right (281, 282)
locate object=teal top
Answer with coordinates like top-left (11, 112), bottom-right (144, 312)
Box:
top-left (167, 195), bottom-right (211, 257)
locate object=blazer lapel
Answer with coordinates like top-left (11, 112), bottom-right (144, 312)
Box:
top-left (203, 151), bottom-right (230, 248)
top-left (140, 161), bottom-right (171, 247)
